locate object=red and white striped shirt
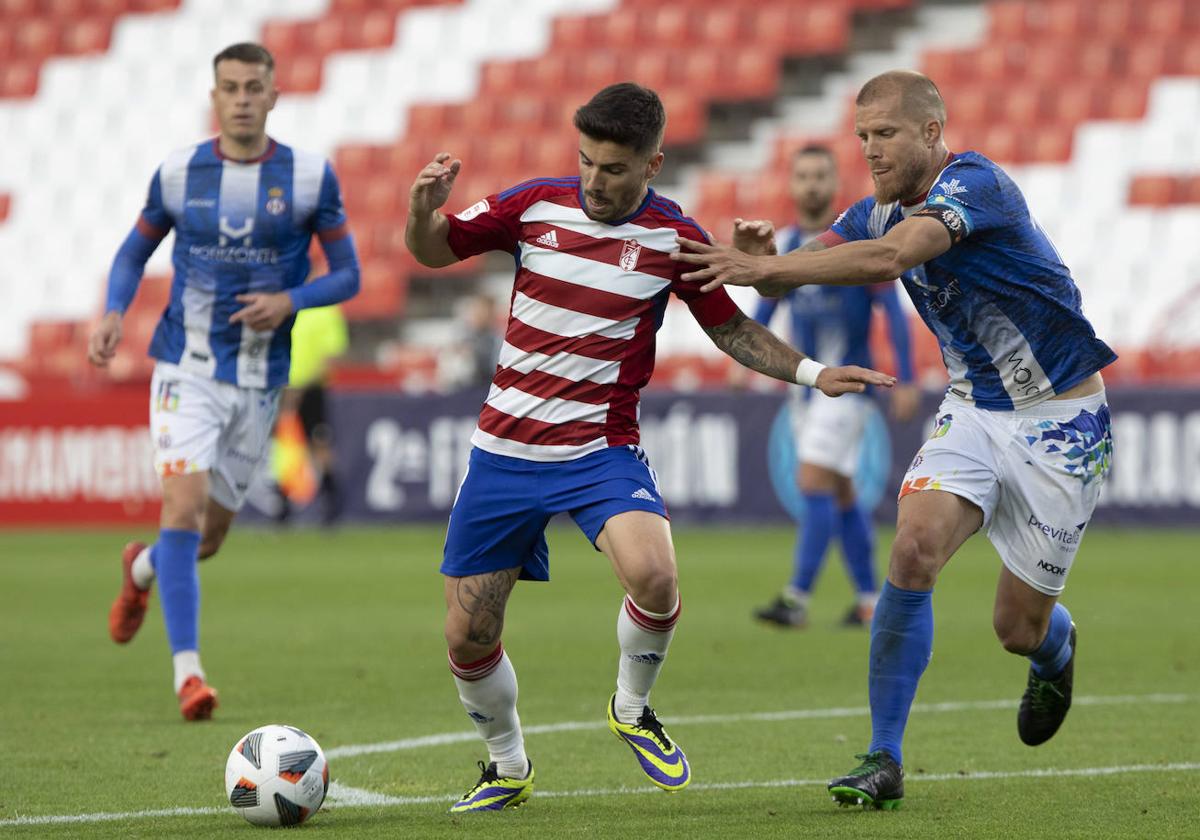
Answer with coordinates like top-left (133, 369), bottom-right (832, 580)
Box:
top-left (446, 177), bottom-right (739, 462)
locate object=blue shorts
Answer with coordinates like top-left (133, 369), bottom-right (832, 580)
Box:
top-left (442, 445), bottom-right (668, 582)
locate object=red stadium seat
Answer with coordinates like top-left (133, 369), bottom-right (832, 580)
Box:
top-left (1141, 0), bottom-right (1186, 35)
top-left (1093, 0), bottom-right (1134, 37)
top-left (60, 16), bottom-right (109, 54)
top-left (988, 0), bottom-right (1027, 38)
top-left (0, 60), bottom-right (39, 98)
top-left (1102, 81), bottom-right (1148, 120)
top-left (551, 15), bottom-right (589, 51)
top-left (1126, 39), bottom-right (1171, 79)
top-left (1177, 176), bottom-right (1200, 205)
top-left (1128, 175), bottom-right (1178, 207)
top-left (1027, 124), bottom-right (1073, 162)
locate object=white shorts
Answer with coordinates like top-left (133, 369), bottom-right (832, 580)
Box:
top-left (149, 361), bottom-right (282, 512)
top-left (791, 390), bottom-right (871, 477)
top-left (898, 391), bottom-right (1113, 595)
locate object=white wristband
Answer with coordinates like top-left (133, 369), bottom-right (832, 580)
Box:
top-left (795, 358), bottom-right (827, 387)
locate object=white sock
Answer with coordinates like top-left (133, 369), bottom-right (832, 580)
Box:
top-left (131, 546), bottom-right (155, 590)
top-left (615, 595), bottom-right (680, 724)
top-left (450, 645), bottom-right (527, 778)
top-left (172, 650), bottom-right (204, 694)
top-left (784, 585), bottom-right (810, 607)
top-left (857, 591), bottom-right (880, 610)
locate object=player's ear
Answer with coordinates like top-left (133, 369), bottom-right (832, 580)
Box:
top-left (646, 150), bottom-right (664, 181)
top-left (924, 118), bottom-right (942, 148)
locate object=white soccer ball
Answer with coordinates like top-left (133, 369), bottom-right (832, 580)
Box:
top-left (225, 724), bottom-right (329, 827)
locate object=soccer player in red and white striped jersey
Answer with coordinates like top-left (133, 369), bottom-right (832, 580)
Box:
top-left (406, 83), bottom-right (895, 812)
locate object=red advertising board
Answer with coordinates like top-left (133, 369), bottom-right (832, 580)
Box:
top-left (0, 390), bottom-right (160, 525)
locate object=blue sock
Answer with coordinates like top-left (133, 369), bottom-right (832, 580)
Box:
top-left (152, 528), bottom-right (202, 654)
top-left (838, 505), bottom-right (877, 595)
top-left (1029, 603), bottom-right (1073, 679)
top-left (792, 493), bottom-right (836, 593)
top-left (867, 581), bottom-right (933, 766)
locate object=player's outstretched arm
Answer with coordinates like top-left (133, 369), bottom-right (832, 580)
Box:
top-left (406, 152), bottom-right (462, 268)
top-left (703, 311), bottom-right (896, 396)
top-left (673, 215), bottom-right (953, 294)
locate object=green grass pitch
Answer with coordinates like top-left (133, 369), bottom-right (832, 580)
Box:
top-left (1, 524), bottom-right (1197, 838)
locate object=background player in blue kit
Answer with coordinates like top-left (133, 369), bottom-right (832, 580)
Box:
top-left (673, 70), bottom-right (1115, 809)
top-left (736, 145), bottom-right (919, 629)
top-left (87, 43), bottom-right (360, 719)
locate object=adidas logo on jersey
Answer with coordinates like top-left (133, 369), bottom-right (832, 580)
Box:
top-left (535, 229), bottom-right (559, 249)
top-left (631, 488), bottom-right (656, 501)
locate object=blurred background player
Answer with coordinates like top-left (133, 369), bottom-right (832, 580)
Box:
top-left (737, 145), bottom-right (919, 630)
top-left (405, 82), bottom-right (896, 812)
top-left (673, 70), bottom-right (1114, 810)
top-left (274, 303), bottom-right (349, 526)
top-left (88, 43), bottom-right (360, 720)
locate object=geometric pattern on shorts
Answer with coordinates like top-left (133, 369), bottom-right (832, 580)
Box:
top-left (1024, 404), bottom-right (1113, 487)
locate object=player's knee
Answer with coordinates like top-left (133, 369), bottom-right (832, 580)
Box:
top-left (888, 528), bottom-right (941, 589)
top-left (197, 533), bottom-right (224, 560)
top-left (993, 620), bottom-right (1040, 655)
top-left (992, 610), bottom-right (1044, 655)
top-left (444, 622), bottom-right (498, 664)
top-left (627, 567), bottom-right (677, 614)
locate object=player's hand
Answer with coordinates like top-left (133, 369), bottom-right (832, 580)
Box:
top-left (890, 383), bottom-right (920, 421)
top-left (671, 236), bottom-right (767, 292)
top-left (409, 152), bottom-right (462, 215)
top-left (230, 292), bottom-right (294, 332)
top-left (731, 218), bottom-right (777, 256)
top-left (815, 365), bottom-right (896, 397)
top-left (87, 311), bottom-right (123, 368)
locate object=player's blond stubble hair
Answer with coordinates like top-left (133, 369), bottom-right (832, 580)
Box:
top-left (856, 70), bottom-right (947, 127)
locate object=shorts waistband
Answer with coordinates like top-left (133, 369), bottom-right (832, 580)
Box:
top-left (942, 389), bottom-right (1107, 419)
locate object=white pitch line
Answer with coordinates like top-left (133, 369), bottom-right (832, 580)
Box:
top-left (325, 692), bottom-right (1195, 759)
top-left (4, 763), bottom-right (1199, 827)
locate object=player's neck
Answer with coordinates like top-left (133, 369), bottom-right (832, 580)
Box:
top-left (904, 147), bottom-right (953, 206)
top-left (217, 133), bottom-right (271, 163)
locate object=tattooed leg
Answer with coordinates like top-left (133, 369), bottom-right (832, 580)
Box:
top-left (444, 568), bottom-right (521, 660)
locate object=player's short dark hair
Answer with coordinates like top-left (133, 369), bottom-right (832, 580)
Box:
top-left (212, 42), bottom-right (275, 75)
top-left (793, 143), bottom-right (836, 163)
top-left (573, 83), bottom-right (665, 156)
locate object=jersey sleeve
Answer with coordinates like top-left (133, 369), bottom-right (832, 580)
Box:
top-left (826, 197), bottom-right (874, 244)
top-left (138, 169), bottom-right (173, 238)
top-left (669, 226), bottom-right (740, 327)
top-left (445, 191), bottom-right (522, 259)
top-left (913, 161), bottom-right (1007, 244)
top-left (314, 161), bottom-right (350, 241)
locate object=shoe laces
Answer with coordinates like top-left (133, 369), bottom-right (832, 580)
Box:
top-left (1027, 675), bottom-right (1066, 714)
top-left (473, 761), bottom-right (500, 785)
top-left (850, 751), bottom-right (890, 775)
top-left (634, 707), bottom-right (673, 750)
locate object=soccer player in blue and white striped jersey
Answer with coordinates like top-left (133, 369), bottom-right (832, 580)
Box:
top-left (88, 43), bottom-right (359, 720)
top-left (673, 70), bottom-right (1115, 809)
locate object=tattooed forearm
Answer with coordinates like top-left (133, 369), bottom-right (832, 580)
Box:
top-left (455, 568), bottom-right (520, 646)
top-left (703, 310), bottom-right (804, 384)
top-left (754, 237), bottom-right (829, 297)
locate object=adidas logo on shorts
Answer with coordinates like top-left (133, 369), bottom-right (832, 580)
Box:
top-left (631, 488), bottom-right (655, 501)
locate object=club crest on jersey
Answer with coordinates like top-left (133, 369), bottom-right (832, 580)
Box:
top-left (937, 178), bottom-right (968, 197)
top-left (455, 199), bottom-right (489, 222)
top-left (619, 239), bottom-right (642, 272)
top-left (265, 187), bottom-right (287, 216)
